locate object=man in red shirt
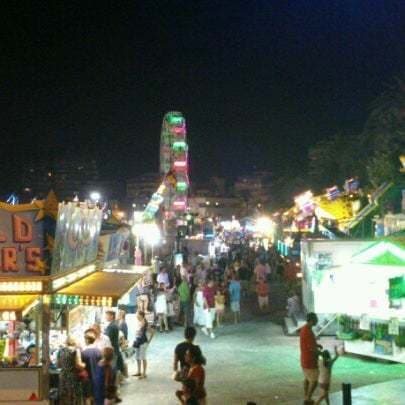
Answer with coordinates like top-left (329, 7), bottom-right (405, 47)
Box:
top-left (202, 279), bottom-right (217, 339)
top-left (300, 312), bottom-right (321, 404)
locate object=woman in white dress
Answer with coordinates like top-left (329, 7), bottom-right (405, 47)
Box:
top-left (155, 283), bottom-right (169, 332)
top-left (193, 281), bottom-right (206, 327)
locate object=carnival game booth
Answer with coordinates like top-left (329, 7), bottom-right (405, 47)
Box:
top-left (0, 201), bottom-right (51, 402)
top-left (49, 203), bottom-right (148, 359)
top-left (52, 268), bottom-right (147, 338)
top-left (0, 198), bottom-right (150, 402)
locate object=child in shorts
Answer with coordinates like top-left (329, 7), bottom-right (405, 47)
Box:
top-left (214, 289), bottom-right (225, 327)
top-left (256, 277), bottom-right (269, 313)
top-left (315, 347), bottom-right (339, 405)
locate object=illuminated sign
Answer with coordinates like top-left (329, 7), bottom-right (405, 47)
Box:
top-left (0, 207), bottom-right (44, 275)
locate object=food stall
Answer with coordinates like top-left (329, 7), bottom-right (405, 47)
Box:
top-left (301, 236), bottom-right (405, 362)
top-left (301, 239), bottom-right (369, 315)
top-left (336, 238), bottom-right (405, 362)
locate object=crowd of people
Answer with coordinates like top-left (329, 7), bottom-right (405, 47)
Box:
top-left (57, 308), bottom-right (156, 405)
top-left (54, 243), bottom-right (299, 404)
top-left (138, 243), bottom-right (293, 340)
top-left (57, 310), bottom-right (126, 405)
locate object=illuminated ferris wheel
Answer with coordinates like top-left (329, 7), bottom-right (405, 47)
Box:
top-left (160, 111), bottom-right (189, 217)
top-left (143, 112), bottom-right (189, 221)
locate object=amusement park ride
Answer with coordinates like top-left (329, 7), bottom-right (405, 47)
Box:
top-left (142, 111), bottom-right (189, 225)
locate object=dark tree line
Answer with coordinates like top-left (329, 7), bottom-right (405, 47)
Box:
top-left (308, 74), bottom-right (405, 191)
top-left (269, 74), bottom-right (405, 210)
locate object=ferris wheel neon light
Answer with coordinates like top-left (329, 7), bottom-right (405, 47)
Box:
top-left (143, 112), bottom-right (189, 221)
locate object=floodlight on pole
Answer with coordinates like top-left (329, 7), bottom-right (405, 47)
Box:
top-left (90, 191), bottom-right (101, 202)
top-left (255, 216), bottom-right (274, 236)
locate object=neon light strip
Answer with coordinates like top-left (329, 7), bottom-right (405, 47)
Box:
top-left (173, 141), bottom-right (186, 149)
top-left (52, 264), bottom-right (96, 290)
top-left (174, 161), bottom-right (187, 167)
top-left (0, 281), bottom-right (42, 292)
top-left (173, 201), bottom-right (187, 208)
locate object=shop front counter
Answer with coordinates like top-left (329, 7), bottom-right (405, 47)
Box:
top-left (0, 366), bottom-right (42, 401)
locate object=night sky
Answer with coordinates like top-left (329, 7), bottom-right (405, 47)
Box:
top-left (1, 1), bottom-right (404, 192)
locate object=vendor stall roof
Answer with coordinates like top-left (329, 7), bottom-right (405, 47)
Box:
top-left (0, 295), bottom-right (39, 311)
top-left (351, 240), bottom-right (405, 266)
top-left (58, 271), bottom-right (142, 299)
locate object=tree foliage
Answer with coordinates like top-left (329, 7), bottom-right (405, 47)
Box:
top-left (308, 132), bottom-right (364, 191)
top-left (307, 74), bottom-right (405, 190)
top-left (363, 75), bottom-right (405, 187)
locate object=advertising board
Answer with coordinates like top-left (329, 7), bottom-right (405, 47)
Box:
top-left (0, 205), bottom-right (44, 275)
top-left (51, 203), bottom-right (102, 274)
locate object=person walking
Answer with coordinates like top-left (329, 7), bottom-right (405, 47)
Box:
top-left (136, 277), bottom-right (151, 313)
top-left (238, 259), bottom-right (251, 298)
top-left (94, 347), bottom-right (116, 405)
top-left (81, 330), bottom-right (102, 405)
top-left (57, 336), bottom-right (85, 405)
top-left (193, 281), bottom-right (206, 327)
top-left (256, 277), bottom-right (269, 313)
top-left (157, 267), bottom-right (170, 288)
top-left (135, 246), bottom-right (143, 266)
top-left (202, 279), bottom-right (217, 339)
top-left (228, 274), bottom-right (241, 324)
top-left (132, 310), bottom-right (155, 379)
top-left (155, 283), bottom-right (169, 332)
top-left (214, 288), bottom-right (225, 327)
top-left (253, 259), bottom-right (269, 282)
top-left (300, 312), bottom-right (322, 404)
top-left (173, 326), bottom-right (203, 381)
top-left (178, 277), bottom-right (191, 327)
